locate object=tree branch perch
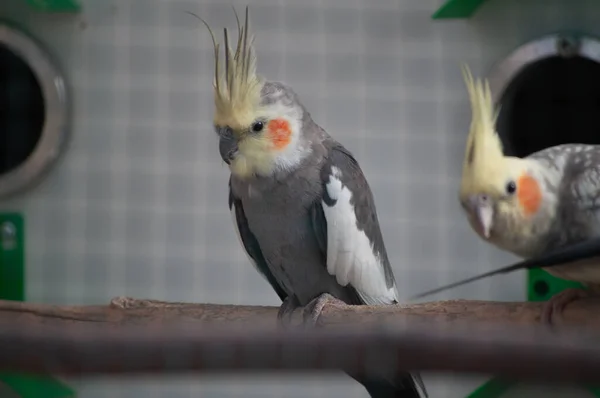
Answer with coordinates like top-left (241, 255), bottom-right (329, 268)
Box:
top-left (1, 297), bottom-right (600, 383)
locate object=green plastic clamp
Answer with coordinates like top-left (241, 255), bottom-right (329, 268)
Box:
top-left (527, 268), bottom-right (585, 302)
top-left (466, 268), bottom-right (600, 398)
top-left (0, 213), bottom-right (76, 398)
top-left (26, 0), bottom-right (80, 12)
top-left (432, 0), bottom-right (490, 19)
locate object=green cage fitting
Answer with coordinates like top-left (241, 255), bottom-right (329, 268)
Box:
top-left (26, 0), bottom-right (80, 13)
top-left (467, 268), bottom-right (600, 398)
top-left (432, 0), bottom-right (490, 19)
top-left (0, 213), bottom-right (76, 397)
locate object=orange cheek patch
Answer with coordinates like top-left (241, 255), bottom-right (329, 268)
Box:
top-left (267, 118), bottom-right (292, 149)
top-left (517, 174), bottom-right (542, 216)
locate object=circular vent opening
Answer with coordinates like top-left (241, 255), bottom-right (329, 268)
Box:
top-left (491, 34), bottom-right (600, 158)
top-left (0, 43), bottom-right (46, 175)
top-left (0, 24), bottom-right (69, 199)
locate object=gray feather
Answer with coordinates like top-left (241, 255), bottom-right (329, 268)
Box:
top-left (316, 142), bottom-right (398, 305)
top-left (532, 144), bottom-right (600, 249)
top-left (229, 178), bottom-right (288, 301)
top-left (227, 80), bottom-right (426, 398)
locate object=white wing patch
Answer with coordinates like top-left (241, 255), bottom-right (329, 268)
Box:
top-left (230, 204), bottom-right (267, 282)
top-left (322, 166), bottom-right (398, 305)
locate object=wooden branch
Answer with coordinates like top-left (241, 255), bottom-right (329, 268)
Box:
top-left (1, 297), bottom-right (600, 383)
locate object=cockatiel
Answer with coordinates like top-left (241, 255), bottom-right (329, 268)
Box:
top-left (416, 65), bottom-right (600, 324)
top-left (195, 7), bottom-right (428, 398)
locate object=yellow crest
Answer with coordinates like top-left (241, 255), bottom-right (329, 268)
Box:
top-left (459, 65), bottom-right (507, 197)
top-left (190, 7), bottom-right (264, 130)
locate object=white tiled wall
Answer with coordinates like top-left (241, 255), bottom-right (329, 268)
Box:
top-left (0, 0), bottom-right (598, 396)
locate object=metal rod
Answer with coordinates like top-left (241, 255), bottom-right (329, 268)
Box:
top-left (0, 319), bottom-right (600, 383)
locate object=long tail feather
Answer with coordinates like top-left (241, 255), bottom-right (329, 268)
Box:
top-left (350, 373), bottom-right (427, 398)
top-left (411, 237), bottom-right (600, 300)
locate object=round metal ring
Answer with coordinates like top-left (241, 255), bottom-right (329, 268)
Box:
top-left (488, 32), bottom-right (600, 104)
top-left (0, 22), bottom-right (70, 199)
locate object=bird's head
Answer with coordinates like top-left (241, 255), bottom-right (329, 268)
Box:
top-left (198, 7), bottom-right (308, 179)
top-left (458, 66), bottom-right (543, 244)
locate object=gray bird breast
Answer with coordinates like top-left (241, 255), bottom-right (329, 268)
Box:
top-left (230, 159), bottom-right (356, 306)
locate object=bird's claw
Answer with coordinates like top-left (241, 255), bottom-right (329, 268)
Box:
top-left (540, 288), bottom-right (590, 326)
top-left (276, 293), bottom-right (347, 329)
top-left (302, 293), bottom-right (347, 328)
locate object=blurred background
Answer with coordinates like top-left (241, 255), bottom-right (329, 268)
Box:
top-left (0, 0), bottom-right (599, 397)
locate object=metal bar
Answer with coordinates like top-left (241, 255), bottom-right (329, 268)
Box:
top-left (0, 319), bottom-right (599, 383)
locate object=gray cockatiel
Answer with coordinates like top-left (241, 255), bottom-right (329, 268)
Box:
top-left (414, 66), bottom-right (600, 324)
top-left (196, 7), bottom-right (427, 398)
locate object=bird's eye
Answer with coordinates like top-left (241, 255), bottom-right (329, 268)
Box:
top-left (505, 181), bottom-right (517, 195)
top-left (251, 121), bottom-right (264, 133)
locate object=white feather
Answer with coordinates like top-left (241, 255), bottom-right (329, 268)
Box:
top-left (230, 204), bottom-right (266, 281)
top-left (322, 166), bottom-right (398, 305)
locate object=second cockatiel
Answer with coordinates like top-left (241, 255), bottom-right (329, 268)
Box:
top-left (456, 66), bottom-right (600, 323)
top-left (197, 7), bottom-right (427, 398)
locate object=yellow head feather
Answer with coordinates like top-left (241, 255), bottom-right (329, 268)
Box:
top-left (459, 65), bottom-right (508, 199)
top-left (191, 7), bottom-right (264, 130)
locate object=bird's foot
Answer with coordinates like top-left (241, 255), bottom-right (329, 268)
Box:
top-left (540, 288), bottom-right (590, 326)
top-left (276, 293), bottom-right (347, 329)
top-left (301, 293), bottom-right (348, 328)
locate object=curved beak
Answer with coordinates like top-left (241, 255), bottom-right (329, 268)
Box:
top-left (219, 134), bottom-right (238, 165)
top-left (465, 194), bottom-right (494, 239)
